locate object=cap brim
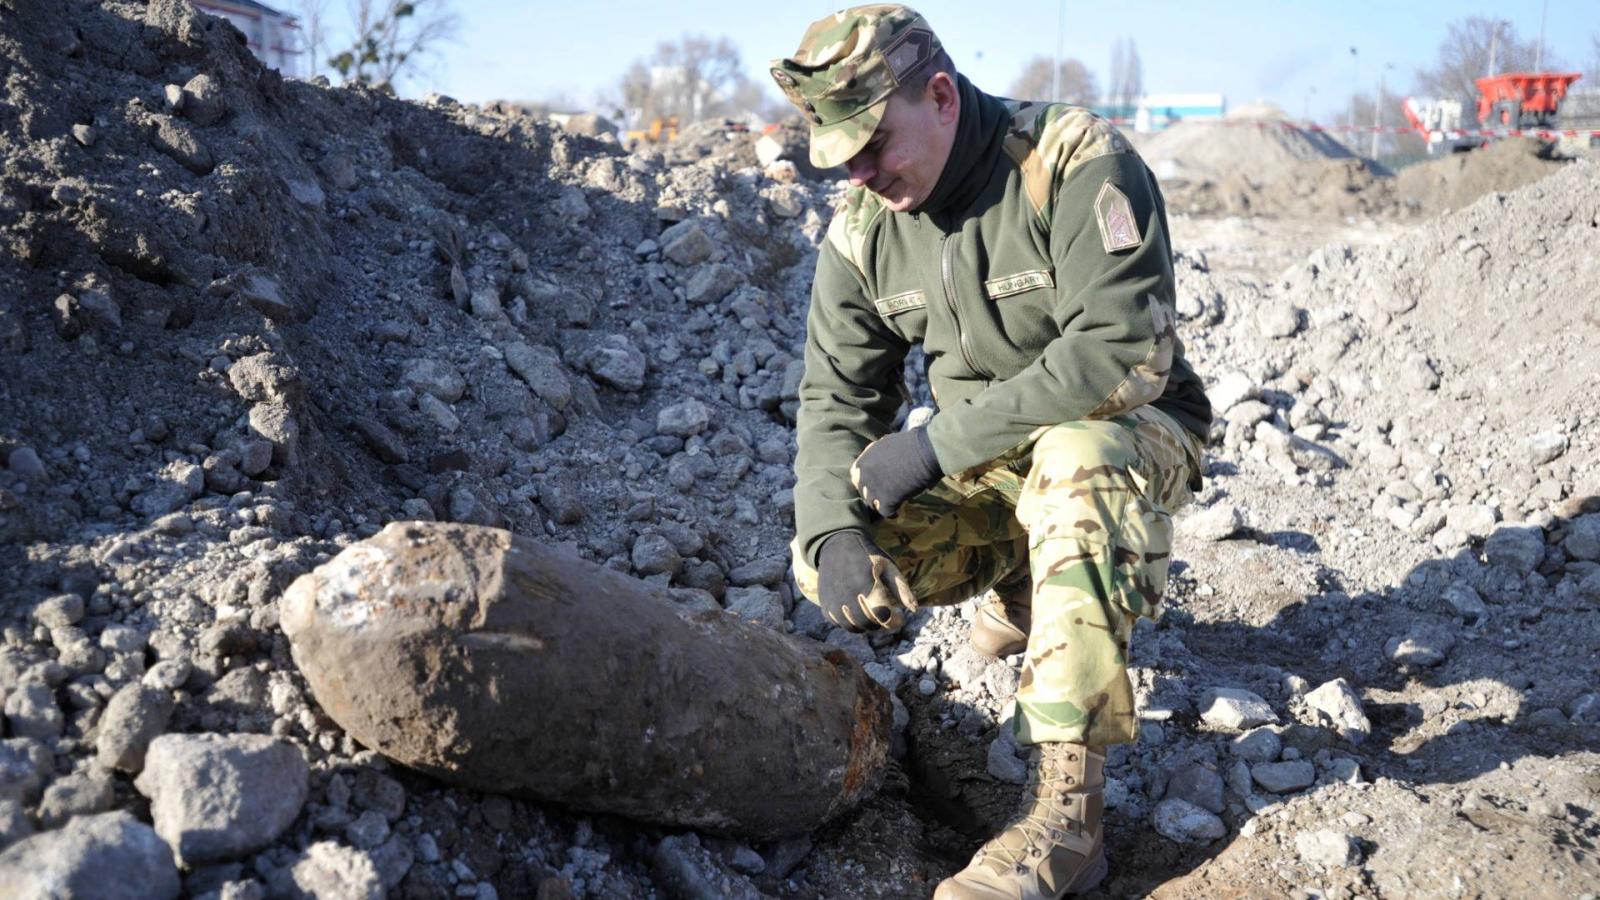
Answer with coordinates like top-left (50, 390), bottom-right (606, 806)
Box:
top-left (808, 96), bottom-right (888, 169)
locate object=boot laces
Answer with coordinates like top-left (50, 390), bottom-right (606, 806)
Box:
top-left (972, 746), bottom-right (1086, 875)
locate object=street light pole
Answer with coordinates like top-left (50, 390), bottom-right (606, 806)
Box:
top-left (1536, 0), bottom-right (1548, 71)
top-left (1051, 0), bottom-right (1064, 100)
top-left (1349, 46), bottom-right (1359, 130)
top-left (1371, 63), bottom-right (1392, 159)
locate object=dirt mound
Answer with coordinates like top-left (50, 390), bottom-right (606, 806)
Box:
top-left (1395, 136), bottom-right (1570, 213)
top-left (1173, 156), bottom-right (1404, 219)
top-left (1142, 115), bottom-right (1357, 185)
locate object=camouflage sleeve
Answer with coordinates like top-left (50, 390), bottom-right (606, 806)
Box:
top-left (792, 239), bottom-right (910, 568)
top-left (925, 150), bottom-right (1176, 474)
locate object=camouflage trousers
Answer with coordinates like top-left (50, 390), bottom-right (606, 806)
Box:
top-left (794, 405), bottom-right (1203, 747)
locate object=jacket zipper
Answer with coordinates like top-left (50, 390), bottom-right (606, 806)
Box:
top-left (940, 232), bottom-right (988, 380)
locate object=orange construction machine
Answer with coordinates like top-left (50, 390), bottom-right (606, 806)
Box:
top-left (1476, 72), bottom-right (1582, 129)
top-left (1404, 71), bottom-right (1582, 153)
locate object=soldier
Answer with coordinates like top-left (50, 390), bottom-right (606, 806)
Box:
top-left (771, 6), bottom-right (1212, 898)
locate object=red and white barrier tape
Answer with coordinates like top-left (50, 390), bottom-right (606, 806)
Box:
top-left (1116, 117), bottom-right (1600, 141)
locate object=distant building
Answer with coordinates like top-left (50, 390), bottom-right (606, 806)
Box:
top-left (189, 0), bottom-right (302, 76)
top-left (1132, 94), bottom-right (1227, 132)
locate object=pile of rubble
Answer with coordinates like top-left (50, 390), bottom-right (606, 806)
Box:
top-left (0, 2), bottom-right (1596, 898)
top-left (1142, 105), bottom-right (1578, 220)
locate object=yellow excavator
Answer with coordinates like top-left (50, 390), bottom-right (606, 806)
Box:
top-left (623, 116), bottom-right (679, 149)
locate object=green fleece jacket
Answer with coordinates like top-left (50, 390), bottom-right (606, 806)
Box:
top-left (793, 77), bottom-right (1211, 568)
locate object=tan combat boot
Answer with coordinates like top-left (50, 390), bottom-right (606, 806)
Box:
top-left (969, 574), bottom-right (1032, 659)
top-left (934, 743), bottom-right (1107, 900)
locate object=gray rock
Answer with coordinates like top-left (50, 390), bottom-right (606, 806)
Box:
top-left (1324, 757), bottom-right (1364, 784)
top-left (588, 335), bottom-right (648, 391)
top-left (36, 770), bottom-right (115, 828)
top-left (237, 272), bottom-right (293, 321)
top-left (661, 222), bottom-right (715, 266)
top-left (1564, 515), bottom-right (1600, 561)
top-left (0, 800), bottom-right (31, 851)
top-left (468, 286), bottom-right (504, 320)
top-left (502, 342), bottom-right (572, 411)
top-left (344, 810), bottom-right (390, 850)
top-left (985, 738), bottom-right (1027, 784)
top-left (1520, 431), bottom-right (1568, 467)
top-left (352, 417), bottom-right (408, 464)
top-left (143, 659), bottom-right (194, 691)
top-left (1524, 706), bottom-right (1569, 729)
top-left (1566, 692), bottom-right (1600, 724)
top-left (727, 844), bottom-right (766, 876)
top-left (5, 681), bottom-right (63, 740)
top-left (1385, 628), bottom-right (1455, 667)
top-left (1441, 582), bottom-right (1487, 622)
top-left (33, 593), bottom-right (85, 628)
top-left (727, 557), bottom-right (788, 587)
top-left (1199, 687), bottom-right (1277, 730)
top-left (248, 402), bottom-right (299, 465)
top-left (1251, 759), bottom-right (1316, 793)
top-left (0, 739), bottom-right (53, 803)
top-left (1187, 502), bottom-right (1243, 542)
top-left (631, 533), bottom-right (682, 576)
top-left (1295, 829), bottom-right (1362, 869)
top-left (272, 841), bottom-right (382, 900)
top-left (686, 263), bottom-right (739, 305)
top-left (1165, 763), bottom-right (1225, 814)
top-left (181, 73), bottom-right (227, 126)
top-left (823, 630), bottom-right (876, 667)
top-left (1151, 798), bottom-right (1227, 844)
top-left (1209, 371), bottom-right (1259, 413)
top-left (401, 358), bottom-right (466, 404)
top-left (1574, 566), bottom-right (1600, 602)
top-left (134, 733), bottom-right (309, 865)
top-left (6, 446), bottom-right (46, 479)
top-left (1224, 759), bottom-right (1254, 798)
top-left (941, 644), bottom-right (990, 689)
top-left (1445, 504), bottom-right (1498, 539)
top-left (352, 769), bottom-right (406, 822)
top-left (652, 833), bottom-right (763, 900)
top-left (1256, 303), bottom-right (1301, 339)
top-left (1303, 678), bottom-right (1371, 744)
top-left (1229, 727), bottom-right (1282, 763)
top-left (370, 833), bottom-right (415, 889)
top-left (1484, 527), bottom-right (1545, 575)
top-left (760, 834), bottom-right (813, 880)
top-left (657, 399), bottom-right (712, 437)
top-left (0, 812), bottom-right (179, 899)
top-left (725, 586), bottom-right (785, 628)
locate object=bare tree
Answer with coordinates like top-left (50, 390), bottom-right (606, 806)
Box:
top-left (1009, 56), bottom-right (1099, 104)
top-left (1413, 17), bottom-right (1540, 106)
top-left (327, 0), bottom-right (460, 90)
top-left (294, 0), bottom-right (331, 78)
top-left (1125, 40), bottom-right (1143, 102)
top-left (1107, 37), bottom-right (1143, 108)
top-left (616, 35), bottom-right (761, 125)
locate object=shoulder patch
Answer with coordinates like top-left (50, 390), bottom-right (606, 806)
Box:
top-left (1000, 100), bottom-right (1131, 223)
top-left (825, 186), bottom-right (887, 274)
top-left (1093, 182), bottom-right (1143, 252)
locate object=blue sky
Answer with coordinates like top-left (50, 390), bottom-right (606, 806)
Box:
top-left (393, 1), bottom-right (1597, 123)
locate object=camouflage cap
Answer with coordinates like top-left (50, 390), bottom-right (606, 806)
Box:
top-left (770, 5), bottom-right (942, 169)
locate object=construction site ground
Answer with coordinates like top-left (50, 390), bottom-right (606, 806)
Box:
top-left (0, 3), bottom-right (1597, 899)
